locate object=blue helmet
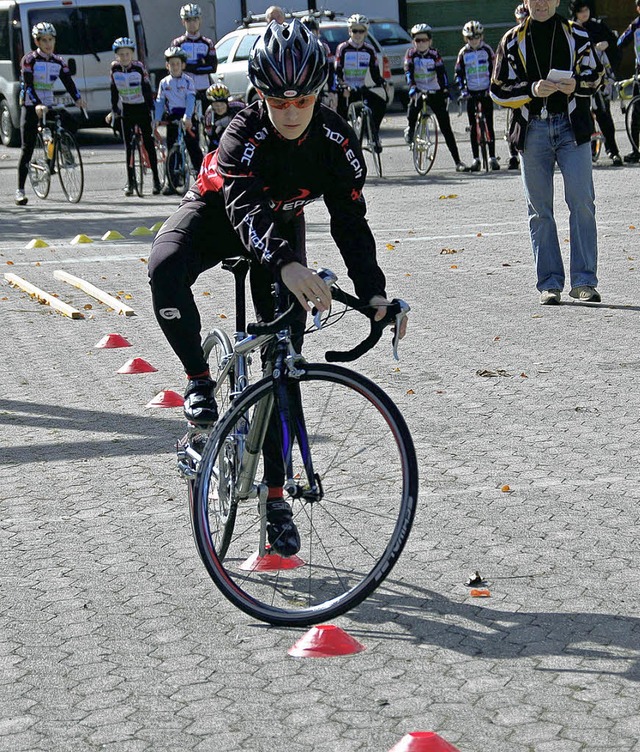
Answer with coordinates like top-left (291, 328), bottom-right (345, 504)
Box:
top-left (112, 36), bottom-right (135, 52)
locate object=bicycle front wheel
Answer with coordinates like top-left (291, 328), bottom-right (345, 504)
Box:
top-left (57, 131), bottom-right (83, 203)
top-left (365, 113), bottom-right (383, 177)
top-left (412, 112), bottom-right (438, 175)
top-left (132, 139), bottom-right (144, 197)
top-left (191, 363), bottom-right (418, 626)
top-left (624, 95), bottom-right (640, 153)
top-left (166, 144), bottom-right (190, 195)
top-left (347, 101), bottom-right (364, 143)
top-left (28, 134), bottom-right (51, 199)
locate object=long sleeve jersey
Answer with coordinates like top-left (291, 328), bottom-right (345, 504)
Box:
top-left (154, 73), bottom-right (196, 120)
top-left (110, 60), bottom-right (154, 112)
top-left (171, 33), bottom-right (217, 91)
top-left (194, 101), bottom-right (386, 303)
top-left (335, 40), bottom-right (385, 90)
top-left (404, 47), bottom-right (449, 93)
top-left (491, 15), bottom-right (602, 150)
top-left (617, 15), bottom-right (640, 70)
top-left (20, 50), bottom-right (81, 107)
top-left (455, 42), bottom-right (495, 94)
top-left (204, 99), bottom-right (245, 146)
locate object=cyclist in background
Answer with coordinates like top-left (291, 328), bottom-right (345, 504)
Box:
top-left (617, 0), bottom-right (640, 162)
top-left (301, 14), bottom-right (338, 110)
top-left (505, 4), bottom-right (530, 170)
top-left (335, 14), bottom-right (388, 152)
top-left (171, 4), bottom-right (217, 117)
top-left (148, 21), bottom-right (406, 557)
top-left (15, 22), bottom-right (86, 206)
top-left (404, 23), bottom-right (468, 171)
top-left (155, 46), bottom-right (204, 195)
top-left (203, 82), bottom-right (244, 152)
top-left (106, 37), bottom-right (162, 196)
top-left (455, 20), bottom-right (500, 171)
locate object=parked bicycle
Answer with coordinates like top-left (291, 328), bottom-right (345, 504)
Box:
top-left (589, 91), bottom-right (606, 163)
top-left (618, 74), bottom-right (640, 156)
top-left (28, 107), bottom-right (84, 203)
top-left (125, 123), bottom-right (166, 197)
top-left (464, 94), bottom-right (492, 173)
top-left (344, 86), bottom-right (383, 178)
top-left (410, 92), bottom-right (438, 175)
top-left (163, 119), bottom-right (198, 195)
top-left (177, 257), bottom-right (417, 626)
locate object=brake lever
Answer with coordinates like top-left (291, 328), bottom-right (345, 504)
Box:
top-left (313, 267), bottom-right (338, 330)
top-left (391, 300), bottom-right (411, 361)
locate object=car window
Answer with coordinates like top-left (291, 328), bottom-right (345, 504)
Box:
top-left (215, 36), bottom-right (236, 65)
top-left (234, 34), bottom-right (260, 62)
top-left (28, 6), bottom-right (128, 56)
top-left (369, 22), bottom-right (412, 46)
top-left (319, 25), bottom-right (348, 56)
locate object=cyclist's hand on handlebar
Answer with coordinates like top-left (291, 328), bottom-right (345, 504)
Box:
top-left (370, 295), bottom-right (408, 338)
top-left (76, 97), bottom-right (87, 109)
top-left (183, 115), bottom-right (193, 130)
top-left (281, 261), bottom-right (332, 314)
top-left (35, 104), bottom-right (48, 119)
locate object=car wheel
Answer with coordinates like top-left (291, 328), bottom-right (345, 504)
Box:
top-left (0, 100), bottom-right (20, 147)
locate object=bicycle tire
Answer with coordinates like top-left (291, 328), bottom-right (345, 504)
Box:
top-left (191, 363), bottom-right (418, 626)
top-left (56, 131), bottom-right (83, 203)
top-left (166, 144), bottom-right (190, 195)
top-left (365, 112), bottom-right (383, 178)
top-left (156, 143), bottom-right (167, 190)
top-left (624, 95), bottom-right (640, 154)
top-left (28, 133), bottom-right (51, 199)
top-left (412, 111), bottom-right (438, 175)
top-left (347, 101), bottom-right (364, 143)
top-left (132, 139), bottom-right (144, 197)
top-left (200, 328), bottom-right (238, 560)
top-left (591, 133), bottom-right (603, 163)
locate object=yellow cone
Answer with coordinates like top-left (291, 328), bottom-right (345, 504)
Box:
top-left (130, 226), bottom-right (154, 237)
top-left (71, 234), bottom-right (93, 245)
top-left (149, 221), bottom-right (165, 232)
top-left (25, 238), bottom-right (49, 249)
top-left (101, 230), bottom-right (126, 241)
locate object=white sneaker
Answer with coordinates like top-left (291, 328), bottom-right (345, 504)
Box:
top-left (15, 189), bottom-right (28, 206)
top-left (469, 158), bottom-right (481, 172)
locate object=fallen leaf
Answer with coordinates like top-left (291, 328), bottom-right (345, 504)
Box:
top-left (35, 262), bottom-right (41, 267)
top-left (393, 367), bottom-right (400, 372)
top-left (450, 264), bottom-right (458, 269)
top-left (476, 369), bottom-right (511, 377)
top-left (493, 336), bottom-right (501, 341)
top-left (405, 273), bottom-right (411, 277)
top-left (435, 390), bottom-right (444, 394)
top-left (440, 247), bottom-right (458, 255)
top-left (140, 258), bottom-right (147, 263)
top-left (630, 225), bottom-right (636, 230)
top-left (83, 304), bottom-right (92, 310)
top-left (502, 263), bottom-right (511, 267)
top-left (531, 313), bottom-right (543, 318)
top-left (501, 485), bottom-right (511, 492)
top-left (406, 389), bottom-right (415, 394)
top-left (628, 256), bottom-right (635, 261)
top-left (386, 243), bottom-right (395, 250)
top-left (470, 588), bottom-right (491, 597)
top-left (520, 372), bottom-right (528, 378)
top-left (219, 313), bottom-right (227, 319)
top-left (202, 291), bottom-right (211, 296)
top-left (124, 294), bottom-right (132, 300)
top-left (6, 261), bottom-right (14, 265)
top-left (476, 232), bottom-right (483, 237)
top-left (564, 238), bottom-right (570, 243)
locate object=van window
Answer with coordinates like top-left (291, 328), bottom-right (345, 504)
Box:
top-left (215, 36), bottom-right (235, 65)
top-left (28, 5), bottom-right (128, 56)
top-left (0, 10), bottom-right (10, 59)
top-left (234, 34), bottom-right (259, 62)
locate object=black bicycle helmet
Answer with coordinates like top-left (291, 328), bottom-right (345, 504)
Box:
top-left (248, 19), bottom-right (327, 99)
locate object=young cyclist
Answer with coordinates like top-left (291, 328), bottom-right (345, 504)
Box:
top-left (171, 4), bottom-right (217, 116)
top-left (301, 14), bottom-right (338, 110)
top-left (203, 82), bottom-right (244, 152)
top-left (15, 22), bottom-right (87, 206)
top-left (455, 20), bottom-right (500, 171)
top-left (335, 14), bottom-right (389, 152)
top-left (107, 37), bottom-right (162, 196)
top-left (404, 23), bottom-right (468, 171)
top-left (154, 46), bottom-right (204, 195)
top-left (617, 0), bottom-right (640, 162)
top-left (506, 5), bottom-right (530, 169)
top-left (148, 20), bottom-right (407, 557)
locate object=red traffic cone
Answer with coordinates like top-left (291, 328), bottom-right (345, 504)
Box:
top-left (146, 390), bottom-right (184, 408)
top-left (388, 732), bottom-right (461, 752)
top-left (240, 547), bottom-right (305, 571)
top-left (288, 624), bottom-right (366, 658)
top-left (117, 357), bottom-right (157, 374)
top-left (95, 333), bottom-right (132, 349)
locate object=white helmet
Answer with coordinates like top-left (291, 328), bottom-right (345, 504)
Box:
top-left (410, 23), bottom-right (432, 38)
top-left (32, 22), bottom-right (56, 39)
top-left (462, 20), bottom-right (484, 38)
top-left (180, 3), bottom-right (201, 19)
top-left (347, 14), bottom-right (369, 30)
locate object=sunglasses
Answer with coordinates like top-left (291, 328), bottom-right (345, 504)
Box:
top-left (466, 34), bottom-right (482, 39)
top-left (351, 28), bottom-right (367, 34)
top-left (265, 94), bottom-right (316, 110)
top-left (414, 37), bottom-right (431, 43)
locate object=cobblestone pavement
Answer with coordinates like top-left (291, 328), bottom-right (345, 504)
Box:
top-left (0, 110), bottom-right (639, 751)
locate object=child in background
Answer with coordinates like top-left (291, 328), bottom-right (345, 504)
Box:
top-left (107, 37), bottom-right (162, 196)
top-left (404, 23), bottom-right (468, 171)
top-left (203, 82), bottom-right (244, 152)
top-left (155, 46), bottom-right (204, 195)
top-left (455, 20), bottom-right (500, 171)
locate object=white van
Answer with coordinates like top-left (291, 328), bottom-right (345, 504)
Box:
top-left (0, 0), bottom-right (147, 145)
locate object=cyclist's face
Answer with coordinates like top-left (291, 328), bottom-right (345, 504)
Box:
top-left (212, 101), bottom-right (228, 115)
top-left (466, 35), bottom-right (483, 49)
top-left (263, 93), bottom-right (316, 140)
top-left (116, 48), bottom-right (134, 66)
top-left (183, 17), bottom-right (201, 34)
top-left (575, 7), bottom-right (590, 22)
top-left (413, 36), bottom-right (431, 51)
top-left (36, 34), bottom-right (55, 55)
top-left (349, 27), bottom-right (367, 45)
top-left (525, 0), bottom-right (560, 22)
top-left (167, 58), bottom-right (185, 76)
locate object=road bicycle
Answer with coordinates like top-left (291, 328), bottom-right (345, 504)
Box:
top-left (28, 107), bottom-right (84, 203)
top-left (589, 92), bottom-right (605, 163)
top-left (410, 92), bottom-right (438, 175)
top-left (127, 123), bottom-right (166, 197)
top-left (464, 94), bottom-right (493, 173)
top-left (164, 119), bottom-right (199, 196)
top-left (344, 86), bottom-right (384, 178)
top-left (177, 257), bottom-right (417, 626)
top-left (618, 74), bottom-right (640, 156)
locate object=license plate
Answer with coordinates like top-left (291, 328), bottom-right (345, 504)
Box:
top-left (53, 94), bottom-right (74, 106)
top-left (388, 55), bottom-right (404, 67)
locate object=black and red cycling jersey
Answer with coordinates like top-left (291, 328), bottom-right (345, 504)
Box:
top-left (193, 101), bottom-right (386, 303)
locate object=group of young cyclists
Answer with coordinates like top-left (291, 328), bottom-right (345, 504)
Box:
top-left (14, 1), bottom-right (640, 205)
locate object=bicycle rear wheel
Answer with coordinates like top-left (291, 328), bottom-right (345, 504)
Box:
top-left (132, 139), bottom-right (144, 197)
top-left (412, 112), bottom-right (438, 175)
top-left (191, 363), bottom-right (418, 626)
top-left (28, 134), bottom-right (51, 199)
top-left (57, 131), bottom-right (83, 203)
top-left (624, 95), bottom-right (640, 153)
top-left (591, 132), bottom-right (603, 162)
top-left (166, 144), bottom-right (190, 195)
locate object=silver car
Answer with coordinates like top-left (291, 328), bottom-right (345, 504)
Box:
top-left (367, 18), bottom-right (413, 106)
top-left (214, 16), bottom-right (394, 106)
